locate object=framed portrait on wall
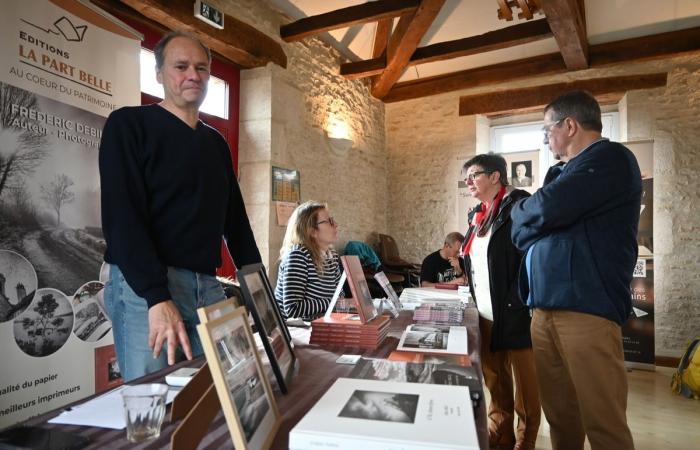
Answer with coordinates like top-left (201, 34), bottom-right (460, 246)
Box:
top-left (502, 150), bottom-right (540, 193)
top-left (238, 264), bottom-right (296, 394)
top-left (196, 307), bottom-right (280, 450)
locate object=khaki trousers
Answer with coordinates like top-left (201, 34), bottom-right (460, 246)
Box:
top-left (530, 309), bottom-right (634, 450)
top-left (480, 317), bottom-right (541, 449)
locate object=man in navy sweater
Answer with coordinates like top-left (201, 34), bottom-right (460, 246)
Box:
top-left (99, 32), bottom-right (261, 381)
top-left (511, 91), bottom-right (639, 450)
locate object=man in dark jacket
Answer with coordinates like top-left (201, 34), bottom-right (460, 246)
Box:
top-left (462, 154), bottom-right (540, 450)
top-left (511, 90), bottom-right (639, 450)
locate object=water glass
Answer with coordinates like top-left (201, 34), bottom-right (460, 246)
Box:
top-left (121, 383), bottom-right (168, 443)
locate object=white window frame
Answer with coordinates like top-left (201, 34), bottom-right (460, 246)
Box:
top-left (490, 112), bottom-right (619, 185)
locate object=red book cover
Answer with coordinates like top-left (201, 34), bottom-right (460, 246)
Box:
top-left (312, 313), bottom-right (389, 330)
top-left (340, 256), bottom-right (379, 324)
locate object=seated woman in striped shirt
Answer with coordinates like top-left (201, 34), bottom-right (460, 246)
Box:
top-left (275, 201), bottom-right (341, 320)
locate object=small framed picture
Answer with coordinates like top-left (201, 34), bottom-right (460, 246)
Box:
top-left (198, 297), bottom-right (239, 324)
top-left (238, 264), bottom-right (296, 394)
top-left (196, 307), bottom-right (280, 450)
top-left (501, 149), bottom-right (540, 193)
top-left (340, 255), bottom-right (379, 324)
top-left (94, 344), bottom-right (122, 394)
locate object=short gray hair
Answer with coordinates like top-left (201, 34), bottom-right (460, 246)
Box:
top-left (154, 31), bottom-right (211, 71)
top-left (545, 90), bottom-right (602, 132)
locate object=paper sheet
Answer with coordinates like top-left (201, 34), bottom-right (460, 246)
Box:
top-left (48, 385), bottom-right (179, 429)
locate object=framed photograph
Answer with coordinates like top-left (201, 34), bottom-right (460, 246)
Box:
top-left (198, 297), bottom-right (239, 324)
top-left (373, 272), bottom-right (401, 318)
top-left (94, 344), bottom-right (122, 394)
top-left (196, 307), bottom-right (280, 450)
top-left (238, 264), bottom-right (296, 394)
top-left (501, 150), bottom-right (540, 193)
top-left (340, 255), bottom-right (379, 324)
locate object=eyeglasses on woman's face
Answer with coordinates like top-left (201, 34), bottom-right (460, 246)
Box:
top-left (316, 216), bottom-right (338, 227)
top-left (464, 170), bottom-right (489, 183)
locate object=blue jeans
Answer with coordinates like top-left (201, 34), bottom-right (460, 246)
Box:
top-left (104, 264), bottom-right (225, 382)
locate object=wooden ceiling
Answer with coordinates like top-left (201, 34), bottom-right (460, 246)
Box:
top-left (280, 0), bottom-right (700, 109)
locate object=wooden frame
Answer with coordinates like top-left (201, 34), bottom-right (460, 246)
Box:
top-left (238, 264), bottom-right (295, 394)
top-left (197, 297), bottom-right (239, 324)
top-left (196, 307), bottom-right (280, 450)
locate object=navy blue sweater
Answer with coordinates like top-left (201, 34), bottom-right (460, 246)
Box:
top-left (99, 104), bottom-right (261, 307)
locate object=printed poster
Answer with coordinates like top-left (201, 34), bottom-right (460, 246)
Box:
top-left (0, 0), bottom-right (140, 427)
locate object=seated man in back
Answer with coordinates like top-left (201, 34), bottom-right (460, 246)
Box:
top-left (420, 232), bottom-right (465, 287)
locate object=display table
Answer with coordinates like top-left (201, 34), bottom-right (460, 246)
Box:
top-left (20, 307), bottom-right (487, 449)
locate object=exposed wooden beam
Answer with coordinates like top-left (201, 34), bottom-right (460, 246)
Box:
top-left (373, 18), bottom-right (393, 57)
top-left (384, 52), bottom-right (567, 102)
top-left (590, 26), bottom-right (700, 65)
top-left (458, 73), bottom-right (667, 116)
top-left (118, 0), bottom-right (286, 69)
top-left (341, 18), bottom-right (551, 79)
top-left (371, 0), bottom-right (446, 99)
top-left (542, 0), bottom-right (588, 69)
top-left (485, 92), bottom-right (623, 119)
top-left (280, 0), bottom-right (419, 43)
top-left (383, 26), bottom-right (700, 103)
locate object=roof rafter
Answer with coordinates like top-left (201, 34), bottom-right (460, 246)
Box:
top-left (341, 18), bottom-right (552, 80)
top-left (383, 26), bottom-right (700, 103)
top-left (280, 0), bottom-right (419, 43)
top-left (118, 0), bottom-right (286, 68)
top-left (371, 0), bottom-right (446, 99)
top-left (542, 0), bottom-right (588, 69)
top-left (458, 73), bottom-right (668, 116)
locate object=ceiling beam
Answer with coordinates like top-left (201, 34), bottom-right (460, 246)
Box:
top-left (383, 25), bottom-right (700, 103)
top-left (384, 52), bottom-right (567, 102)
top-left (341, 18), bottom-right (551, 79)
top-left (458, 73), bottom-right (668, 116)
top-left (118, 0), bottom-right (286, 69)
top-left (371, 0), bottom-right (446, 99)
top-left (373, 18), bottom-right (393, 58)
top-left (541, 0), bottom-right (588, 69)
top-left (279, 0), bottom-right (419, 43)
top-left (344, 18), bottom-right (394, 79)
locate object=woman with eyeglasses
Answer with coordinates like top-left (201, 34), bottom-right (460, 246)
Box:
top-left (461, 153), bottom-right (540, 450)
top-left (275, 201), bottom-right (341, 321)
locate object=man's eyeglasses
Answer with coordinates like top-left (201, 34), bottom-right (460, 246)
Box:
top-left (542, 117), bottom-right (565, 135)
top-left (464, 171), bottom-right (489, 182)
top-left (316, 217), bottom-right (337, 227)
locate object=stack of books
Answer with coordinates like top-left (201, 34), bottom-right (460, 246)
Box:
top-left (412, 302), bottom-right (464, 325)
top-left (310, 313), bottom-right (390, 349)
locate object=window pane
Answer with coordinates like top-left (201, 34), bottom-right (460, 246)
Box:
top-left (139, 48), bottom-right (228, 119)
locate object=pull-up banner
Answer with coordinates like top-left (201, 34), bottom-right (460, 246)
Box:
top-left (0, 0), bottom-right (140, 428)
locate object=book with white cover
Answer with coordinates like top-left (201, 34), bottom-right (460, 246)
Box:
top-left (397, 324), bottom-right (468, 355)
top-left (289, 378), bottom-right (478, 450)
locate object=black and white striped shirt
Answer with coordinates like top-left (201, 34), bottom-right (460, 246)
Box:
top-left (275, 244), bottom-right (341, 320)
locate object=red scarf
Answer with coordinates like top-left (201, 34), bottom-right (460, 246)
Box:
top-left (461, 185), bottom-right (506, 256)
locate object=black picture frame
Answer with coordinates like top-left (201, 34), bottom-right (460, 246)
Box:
top-left (238, 264), bottom-right (296, 394)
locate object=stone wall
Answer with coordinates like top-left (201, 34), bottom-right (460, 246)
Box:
top-left (386, 55), bottom-right (700, 357)
top-left (217, 1), bottom-right (387, 284)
